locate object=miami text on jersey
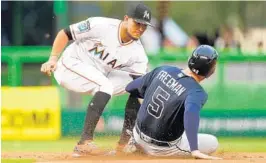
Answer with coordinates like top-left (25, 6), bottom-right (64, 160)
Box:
top-left (88, 46), bottom-right (124, 69)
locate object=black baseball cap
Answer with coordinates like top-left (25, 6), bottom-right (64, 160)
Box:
top-left (127, 3), bottom-right (153, 27)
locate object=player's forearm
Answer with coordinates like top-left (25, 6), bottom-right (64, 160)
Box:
top-left (184, 103), bottom-right (200, 151)
top-left (49, 29), bottom-right (69, 60)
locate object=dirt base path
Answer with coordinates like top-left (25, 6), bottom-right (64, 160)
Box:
top-left (2, 152), bottom-right (266, 163)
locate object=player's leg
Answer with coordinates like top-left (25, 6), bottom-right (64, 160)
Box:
top-left (107, 70), bottom-right (134, 96)
top-left (131, 128), bottom-right (219, 157)
top-left (54, 56), bottom-right (113, 155)
top-left (131, 126), bottom-right (169, 156)
top-left (107, 71), bottom-right (141, 150)
top-left (175, 132), bottom-right (219, 156)
top-left (55, 56), bottom-right (113, 94)
top-left (117, 93), bottom-right (140, 148)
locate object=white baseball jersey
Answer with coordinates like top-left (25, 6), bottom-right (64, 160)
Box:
top-left (54, 17), bottom-right (148, 95)
top-left (67, 17), bottom-right (148, 75)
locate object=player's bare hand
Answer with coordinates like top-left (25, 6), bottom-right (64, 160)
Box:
top-left (41, 56), bottom-right (58, 76)
top-left (191, 150), bottom-right (222, 160)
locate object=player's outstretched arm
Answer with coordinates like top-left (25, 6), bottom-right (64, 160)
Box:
top-left (184, 90), bottom-right (222, 160)
top-left (40, 29), bottom-right (70, 76)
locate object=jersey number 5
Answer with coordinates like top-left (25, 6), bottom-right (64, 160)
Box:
top-left (147, 86), bottom-right (170, 119)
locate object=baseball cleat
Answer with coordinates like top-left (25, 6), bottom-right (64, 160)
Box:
top-left (123, 136), bottom-right (138, 154)
top-left (72, 141), bottom-right (110, 157)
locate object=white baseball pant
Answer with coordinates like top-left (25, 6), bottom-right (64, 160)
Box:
top-left (133, 126), bottom-right (219, 157)
top-left (54, 50), bottom-right (133, 96)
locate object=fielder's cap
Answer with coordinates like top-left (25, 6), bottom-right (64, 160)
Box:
top-left (127, 3), bottom-right (153, 27)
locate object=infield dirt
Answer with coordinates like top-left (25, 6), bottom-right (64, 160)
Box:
top-left (2, 151), bottom-right (266, 163)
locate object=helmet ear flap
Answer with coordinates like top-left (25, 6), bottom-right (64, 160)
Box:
top-left (188, 56), bottom-right (200, 75)
top-left (189, 49), bottom-right (199, 65)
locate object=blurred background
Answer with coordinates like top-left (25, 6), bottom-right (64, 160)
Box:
top-left (1, 1), bottom-right (266, 144)
top-left (2, 1), bottom-right (266, 53)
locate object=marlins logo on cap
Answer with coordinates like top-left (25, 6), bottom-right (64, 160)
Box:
top-left (143, 10), bottom-right (150, 19)
top-left (127, 3), bottom-right (153, 27)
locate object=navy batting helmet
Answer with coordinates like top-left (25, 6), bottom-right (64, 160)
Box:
top-left (188, 45), bottom-right (219, 77)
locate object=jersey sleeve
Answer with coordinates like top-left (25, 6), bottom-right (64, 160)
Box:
top-left (126, 67), bottom-right (159, 98)
top-left (183, 89), bottom-right (207, 152)
top-left (69, 17), bottom-right (102, 40)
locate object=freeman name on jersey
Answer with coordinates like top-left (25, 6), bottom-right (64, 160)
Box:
top-left (156, 70), bottom-right (187, 96)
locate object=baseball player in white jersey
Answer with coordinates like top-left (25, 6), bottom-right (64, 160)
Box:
top-left (41, 3), bottom-right (153, 156)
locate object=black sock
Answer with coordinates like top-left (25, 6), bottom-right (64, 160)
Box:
top-left (118, 93), bottom-right (140, 145)
top-left (78, 91), bottom-right (111, 144)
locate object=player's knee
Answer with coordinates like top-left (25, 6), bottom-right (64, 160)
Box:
top-left (206, 134), bottom-right (219, 154)
top-left (99, 82), bottom-right (114, 95)
top-left (198, 133), bottom-right (219, 154)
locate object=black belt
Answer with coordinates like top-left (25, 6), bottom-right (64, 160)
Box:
top-left (135, 124), bottom-right (172, 147)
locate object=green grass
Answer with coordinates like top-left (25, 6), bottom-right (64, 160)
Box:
top-left (2, 136), bottom-right (266, 153)
top-left (218, 137), bottom-right (266, 152)
top-left (1, 159), bottom-right (35, 163)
